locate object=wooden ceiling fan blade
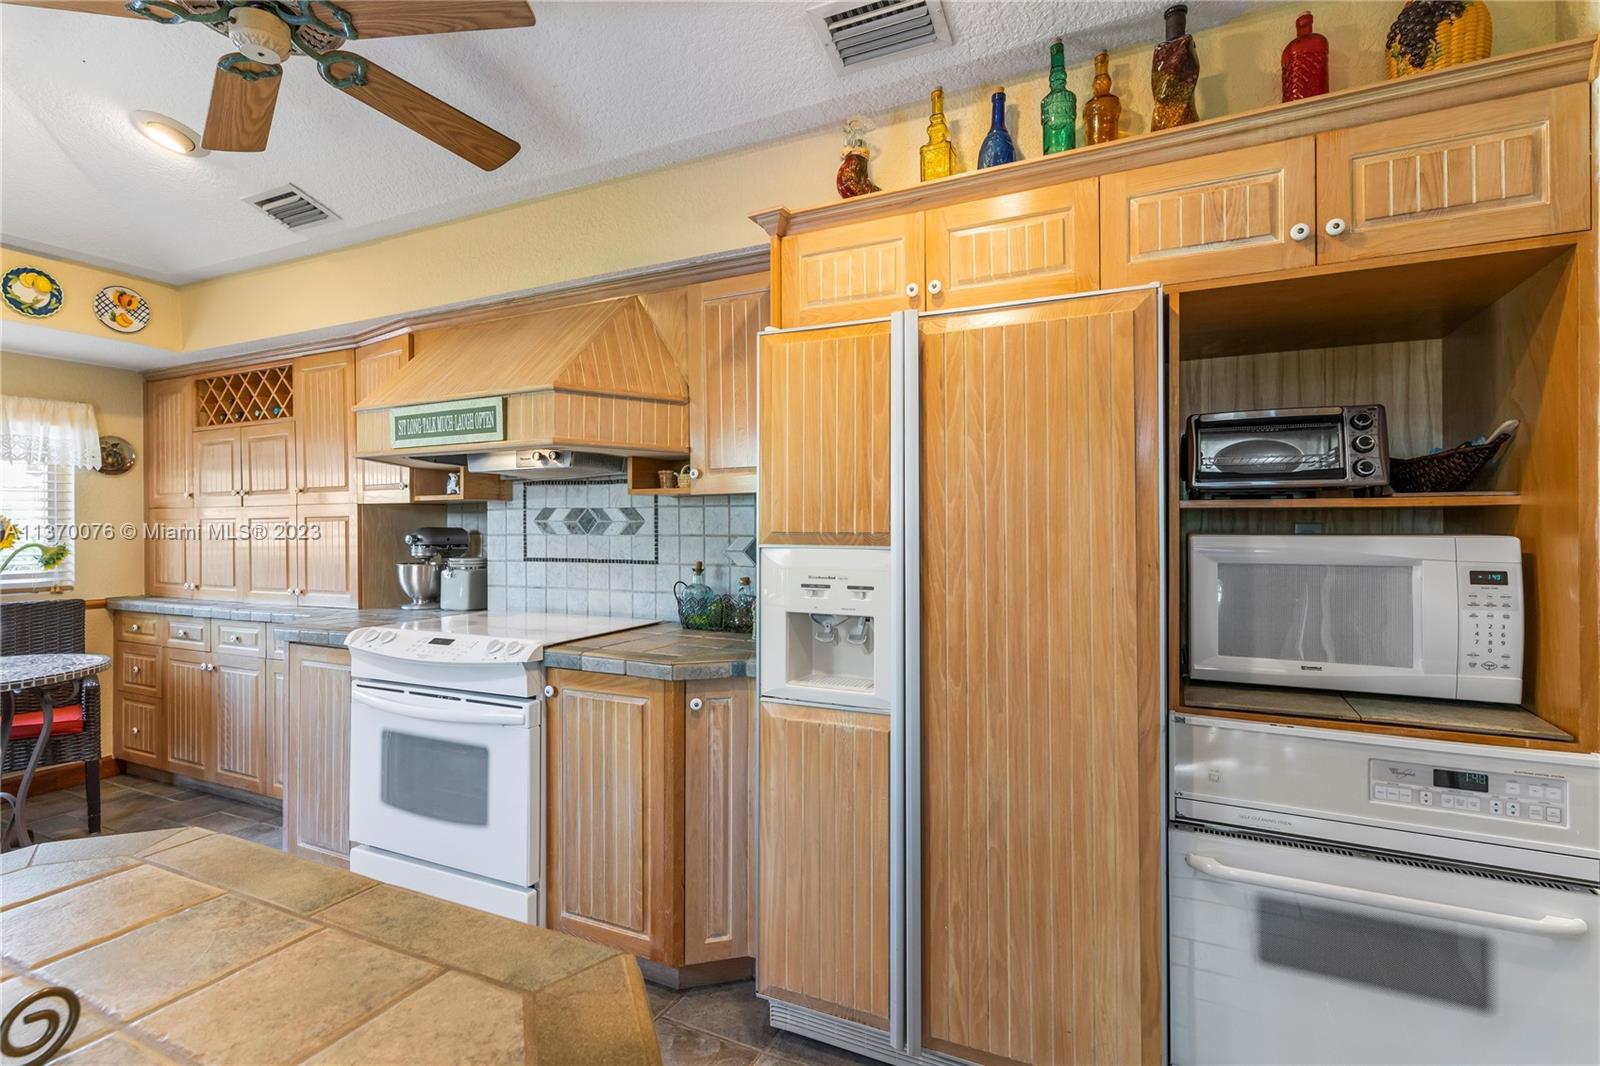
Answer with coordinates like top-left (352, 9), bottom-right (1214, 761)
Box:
top-left (318, 1), bottom-right (533, 38)
top-left (331, 56), bottom-right (519, 171)
top-left (1, 1), bottom-right (148, 19)
top-left (201, 55), bottom-right (282, 152)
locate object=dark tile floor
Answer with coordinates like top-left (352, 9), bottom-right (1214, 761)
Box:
top-left (9, 775), bottom-right (870, 1066)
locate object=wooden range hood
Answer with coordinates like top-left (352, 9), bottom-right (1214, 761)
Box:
top-left (354, 295), bottom-right (688, 461)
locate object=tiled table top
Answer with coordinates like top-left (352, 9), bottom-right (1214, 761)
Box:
top-left (0, 828), bottom-right (660, 1065)
top-left (542, 624), bottom-right (756, 680)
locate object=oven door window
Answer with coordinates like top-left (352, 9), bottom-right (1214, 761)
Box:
top-left (380, 730), bottom-right (490, 826)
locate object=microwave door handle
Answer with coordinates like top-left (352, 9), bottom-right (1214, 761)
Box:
top-left (1185, 853), bottom-right (1589, 939)
top-left (353, 685), bottom-right (527, 727)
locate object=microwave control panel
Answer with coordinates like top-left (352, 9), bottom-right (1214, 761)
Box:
top-left (1456, 560), bottom-right (1524, 699)
top-left (1370, 759), bottom-right (1566, 827)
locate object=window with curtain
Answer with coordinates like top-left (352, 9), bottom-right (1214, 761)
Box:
top-left (0, 395), bottom-right (99, 590)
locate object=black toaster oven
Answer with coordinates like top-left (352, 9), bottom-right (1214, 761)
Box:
top-left (1186, 405), bottom-right (1390, 497)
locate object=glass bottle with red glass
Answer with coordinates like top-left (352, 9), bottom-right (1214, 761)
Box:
top-left (1281, 10), bottom-right (1329, 102)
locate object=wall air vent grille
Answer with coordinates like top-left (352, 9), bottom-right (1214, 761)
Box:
top-left (807, 0), bottom-right (951, 71)
top-left (246, 183), bottom-right (339, 232)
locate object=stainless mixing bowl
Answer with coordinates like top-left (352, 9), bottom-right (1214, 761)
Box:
top-left (396, 561), bottom-right (441, 609)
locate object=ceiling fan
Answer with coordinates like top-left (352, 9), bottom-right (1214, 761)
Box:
top-left (6, 0), bottom-right (534, 170)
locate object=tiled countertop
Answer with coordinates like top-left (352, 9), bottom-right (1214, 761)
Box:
top-left (543, 623), bottom-right (755, 680)
top-left (106, 598), bottom-right (755, 677)
top-left (0, 828), bottom-right (659, 1065)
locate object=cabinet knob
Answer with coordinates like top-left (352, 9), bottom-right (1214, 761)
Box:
top-left (905, 281), bottom-right (920, 298)
top-left (131, 726), bottom-right (140, 735)
top-left (689, 697), bottom-right (704, 712)
top-left (688, 467), bottom-right (701, 480)
top-left (130, 665), bottom-right (141, 674)
top-left (1324, 217), bottom-right (1348, 237)
top-left (229, 634), bottom-right (241, 642)
top-left (1289, 222), bottom-right (1312, 242)
top-left (129, 624), bottom-right (141, 632)
top-left (543, 685), bottom-right (556, 699)
top-left (927, 278), bottom-right (943, 295)
top-left (184, 491), bottom-right (194, 499)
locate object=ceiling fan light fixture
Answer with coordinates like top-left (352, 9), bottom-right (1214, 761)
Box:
top-left (130, 110), bottom-right (204, 156)
top-left (228, 6), bottom-right (292, 64)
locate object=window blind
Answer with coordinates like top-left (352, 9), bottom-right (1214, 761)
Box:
top-left (0, 459), bottom-right (75, 589)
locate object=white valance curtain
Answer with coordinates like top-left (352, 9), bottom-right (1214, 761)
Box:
top-left (0, 395), bottom-right (101, 470)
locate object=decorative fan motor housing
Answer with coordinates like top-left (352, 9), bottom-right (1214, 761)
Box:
top-left (228, 6), bottom-right (290, 64)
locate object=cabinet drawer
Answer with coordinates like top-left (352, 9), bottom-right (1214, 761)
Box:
top-left (216, 620), bottom-right (267, 657)
top-left (117, 612), bottom-right (161, 644)
top-left (115, 690), bottom-right (162, 765)
top-left (163, 617), bottom-right (211, 650)
top-left (117, 642), bottom-right (161, 694)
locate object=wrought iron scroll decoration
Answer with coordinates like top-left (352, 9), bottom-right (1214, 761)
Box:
top-left (1, 987), bottom-right (80, 1066)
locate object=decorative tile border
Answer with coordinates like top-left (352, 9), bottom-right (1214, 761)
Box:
top-left (519, 478), bottom-right (660, 565)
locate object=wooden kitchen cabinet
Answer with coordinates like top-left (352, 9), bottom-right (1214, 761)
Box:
top-left (683, 678), bottom-right (754, 965)
top-left (240, 509), bottom-right (298, 605)
top-left (687, 274), bottom-right (767, 495)
top-left (145, 508), bottom-right (197, 598)
top-left (193, 426), bottom-right (244, 506)
top-left (1101, 137), bottom-right (1317, 287)
top-left (285, 643), bottom-right (353, 868)
top-left (756, 700), bottom-right (890, 1029)
top-left (758, 319), bottom-right (892, 546)
top-left (162, 648), bottom-right (214, 779)
top-left (778, 212), bottom-right (924, 326)
top-left (240, 422), bottom-right (296, 508)
top-left (194, 509), bottom-right (245, 600)
top-left (296, 504), bottom-right (358, 607)
top-left (294, 349), bottom-right (357, 504)
top-left (213, 651), bottom-right (268, 794)
top-left (265, 658), bottom-right (287, 800)
top-left (1316, 84), bottom-right (1589, 264)
top-left (354, 335), bottom-right (413, 502)
top-left (115, 689), bottom-right (162, 763)
top-left (924, 180), bottom-right (1100, 309)
top-left (546, 669), bottom-right (683, 961)
top-left (145, 376), bottom-right (194, 509)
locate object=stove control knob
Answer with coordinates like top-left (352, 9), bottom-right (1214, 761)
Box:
top-left (487, 640), bottom-right (505, 656)
top-left (379, 631), bottom-right (398, 644)
top-left (507, 641), bottom-right (526, 657)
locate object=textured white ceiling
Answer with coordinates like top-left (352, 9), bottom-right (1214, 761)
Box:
top-left (1, 1), bottom-right (1249, 286)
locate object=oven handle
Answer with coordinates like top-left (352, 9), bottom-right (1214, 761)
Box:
top-left (352, 684), bottom-right (528, 727)
top-left (1185, 853), bottom-right (1590, 939)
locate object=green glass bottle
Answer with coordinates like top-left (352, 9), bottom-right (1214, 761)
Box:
top-left (1041, 37), bottom-right (1077, 155)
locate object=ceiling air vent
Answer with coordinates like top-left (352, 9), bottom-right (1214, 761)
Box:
top-left (808, 0), bottom-right (952, 71)
top-left (246, 184), bottom-right (339, 233)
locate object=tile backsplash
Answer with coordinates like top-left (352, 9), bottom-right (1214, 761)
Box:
top-left (449, 480), bottom-right (755, 621)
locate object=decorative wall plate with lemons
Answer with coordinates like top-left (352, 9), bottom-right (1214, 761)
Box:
top-left (3, 266), bottom-right (63, 318)
top-left (94, 285), bottom-right (150, 333)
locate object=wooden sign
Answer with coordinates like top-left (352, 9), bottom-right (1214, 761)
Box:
top-left (390, 397), bottom-right (504, 448)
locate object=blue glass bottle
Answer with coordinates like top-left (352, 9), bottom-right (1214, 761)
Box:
top-left (977, 87), bottom-right (1017, 168)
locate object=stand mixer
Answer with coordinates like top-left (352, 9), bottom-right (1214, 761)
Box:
top-left (396, 526), bottom-right (471, 610)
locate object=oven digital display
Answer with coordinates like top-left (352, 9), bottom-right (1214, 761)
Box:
top-left (427, 637), bottom-right (455, 646)
top-left (1433, 769), bottom-right (1489, 792)
top-left (1469, 570), bottom-right (1509, 586)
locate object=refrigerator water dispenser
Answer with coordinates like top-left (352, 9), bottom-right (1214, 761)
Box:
top-left (759, 546), bottom-right (894, 711)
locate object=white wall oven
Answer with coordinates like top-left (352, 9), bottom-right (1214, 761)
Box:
top-left (1171, 715), bottom-right (1600, 1066)
top-left (1188, 534), bottom-right (1524, 703)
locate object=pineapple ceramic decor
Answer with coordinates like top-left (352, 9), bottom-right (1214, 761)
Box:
top-left (1386, 0), bottom-right (1492, 79)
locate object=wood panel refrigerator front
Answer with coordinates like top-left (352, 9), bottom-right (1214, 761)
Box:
top-left (918, 291), bottom-right (1163, 1064)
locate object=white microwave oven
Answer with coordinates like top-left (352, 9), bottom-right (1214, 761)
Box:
top-left (1188, 534), bottom-right (1524, 704)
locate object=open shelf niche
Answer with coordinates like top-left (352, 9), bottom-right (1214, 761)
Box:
top-left (1167, 236), bottom-right (1596, 751)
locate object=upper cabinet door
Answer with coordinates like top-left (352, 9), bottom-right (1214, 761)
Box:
top-left (1316, 83), bottom-right (1590, 264)
top-left (354, 336), bottom-right (413, 502)
top-left (145, 377), bottom-right (194, 509)
top-left (294, 350), bottom-right (356, 505)
top-left (192, 426), bottom-right (242, 506)
top-left (1101, 137), bottom-right (1317, 287)
top-left (145, 508), bottom-right (197, 598)
top-left (925, 181), bottom-right (1100, 309)
top-left (778, 213), bottom-right (924, 327)
top-left (758, 320), bottom-right (893, 546)
top-left (296, 504), bottom-right (359, 608)
top-left (689, 273), bottom-right (768, 495)
top-left (240, 422), bottom-right (297, 508)
top-left (241, 510), bottom-right (298, 606)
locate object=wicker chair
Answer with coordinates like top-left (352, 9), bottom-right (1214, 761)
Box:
top-left (1, 599), bottom-right (102, 833)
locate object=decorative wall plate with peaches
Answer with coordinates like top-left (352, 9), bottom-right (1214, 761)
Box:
top-left (3, 266), bottom-right (63, 318)
top-left (94, 285), bottom-right (150, 333)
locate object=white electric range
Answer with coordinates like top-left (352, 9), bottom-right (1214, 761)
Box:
top-left (344, 613), bottom-right (653, 923)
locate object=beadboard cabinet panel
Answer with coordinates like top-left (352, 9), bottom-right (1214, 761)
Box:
top-left (285, 644), bottom-right (353, 868)
top-left (145, 377), bottom-right (194, 509)
top-left (925, 181), bottom-right (1100, 309)
top-left (240, 422), bottom-right (297, 508)
top-left (758, 321), bottom-right (893, 546)
top-left (354, 336), bottom-right (414, 501)
top-left (145, 509), bottom-right (197, 598)
top-left (294, 349), bottom-right (357, 505)
top-left (193, 426), bottom-right (243, 506)
top-left (162, 649), bottom-right (213, 779)
top-left (688, 274), bottom-right (768, 495)
top-left (296, 505), bottom-right (359, 608)
top-left (213, 652), bottom-right (267, 794)
top-left (115, 690), bottom-right (162, 764)
top-left (1317, 84), bottom-right (1590, 263)
top-left (683, 677), bottom-right (755, 965)
top-left (778, 213), bottom-right (924, 326)
top-left (1101, 137), bottom-right (1317, 286)
top-left (194, 510), bottom-right (245, 600)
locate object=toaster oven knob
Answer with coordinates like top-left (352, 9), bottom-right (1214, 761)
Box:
top-left (1353, 457), bottom-right (1379, 478)
top-left (1351, 434), bottom-right (1377, 454)
top-left (1349, 410), bottom-right (1375, 430)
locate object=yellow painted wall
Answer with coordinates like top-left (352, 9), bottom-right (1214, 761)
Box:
top-left (7, 1), bottom-right (1598, 358)
top-left (2, 350), bottom-right (147, 757)
top-left (0, 248), bottom-right (183, 352)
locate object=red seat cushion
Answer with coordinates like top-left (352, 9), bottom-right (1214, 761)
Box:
top-left (8, 705), bottom-right (85, 740)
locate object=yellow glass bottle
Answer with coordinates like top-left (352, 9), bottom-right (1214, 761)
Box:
top-left (919, 86), bottom-right (956, 182)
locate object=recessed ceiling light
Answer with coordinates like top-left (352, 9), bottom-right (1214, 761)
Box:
top-left (129, 110), bottom-right (206, 157)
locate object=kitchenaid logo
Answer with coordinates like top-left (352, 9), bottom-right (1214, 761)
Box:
top-left (390, 397), bottom-right (505, 447)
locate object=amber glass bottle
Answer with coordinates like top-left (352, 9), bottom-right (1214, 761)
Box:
top-left (1084, 50), bottom-right (1121, 144)
top-left (920, 86), bottom-right (956, 181)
